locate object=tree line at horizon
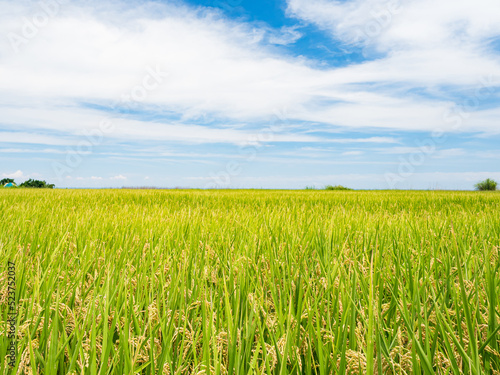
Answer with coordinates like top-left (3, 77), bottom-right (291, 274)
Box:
top-left (0, 178), bottom-right (55, 189)
top-left (0, 177), bottom-right (498, 190)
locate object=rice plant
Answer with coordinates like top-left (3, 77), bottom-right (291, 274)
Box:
top-left (1, 189), bottom-right (499, 374)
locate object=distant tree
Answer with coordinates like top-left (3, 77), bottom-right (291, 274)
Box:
top-left (19, 179), bottom-right (55, 189)
top-left (0, 178), bottom-right (15, 185)
top-left (475, 178), bottom-right (498, 191)
top-left (325, 185), bottom-right (353, 191)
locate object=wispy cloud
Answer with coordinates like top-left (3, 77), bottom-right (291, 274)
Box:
top-left (342, 151), bottom-right (364, 156)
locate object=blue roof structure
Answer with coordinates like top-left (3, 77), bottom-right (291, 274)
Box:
top-left (4, 183), bottom-right (16, 187)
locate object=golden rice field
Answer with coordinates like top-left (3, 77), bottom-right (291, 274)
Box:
top-left (1, 189), bottom-right (500, 374)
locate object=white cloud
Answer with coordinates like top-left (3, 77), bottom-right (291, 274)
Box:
top-left (2, 169), bottom-right (24, 179)
top-left (0, 0), bottom-right (498, 154)
top-left (91, 176), bottom-right (103, 180)
top-left (283, 0), bottom-right (500, 134)
top-left (342, 150), bottom-right (364, 156)
top-left (436, 148), bottom-right (465, 158)
top-left (286, 0), bottom-right (500, 82)
top-left (268, 26), bottom-right (303, 45)
top-left (0, 105), bottom-right (325, 145)
top-left (110, 174), bottom-right (127, 180)
top-left (375, 146), bottom-right (466, 157)
top-left (328, 137), bottom-right (399, 143)
top-left (377, 146), bottom-right (429, 154)
top-left (0, 148), bottom-right (67, 154)
top-left (476, 150), bottom-right (500, 158)
top-left (0, 132), bottom-right (77, 146)
top-left (0, 0), bottom-right (316, 122)
top-left (287, 0), bottom-right (500, 52)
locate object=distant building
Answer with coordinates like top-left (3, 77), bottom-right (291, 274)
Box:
top-left (4, 182), bottom-right (17, 188)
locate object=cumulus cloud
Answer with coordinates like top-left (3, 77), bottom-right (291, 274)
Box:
top-left (110, 174), bottom-right (127, 180)
top-left (2, 169), bottom-right (24, 179)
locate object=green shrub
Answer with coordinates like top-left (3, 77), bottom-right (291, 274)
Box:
top-left (19, 179), bottom-right (55, 189)
top-left (0, 178), bottom-right (15, 185)
top-left (325, 185), bottom-right (353, 191)
top-left (475, 178), bottom-right (498, 191)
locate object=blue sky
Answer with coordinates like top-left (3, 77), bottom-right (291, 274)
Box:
top-left (1, 0), bottom-right (499, 189)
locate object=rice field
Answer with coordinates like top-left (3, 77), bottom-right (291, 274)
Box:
top-left (1, 189), bottom-right (499, 374)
